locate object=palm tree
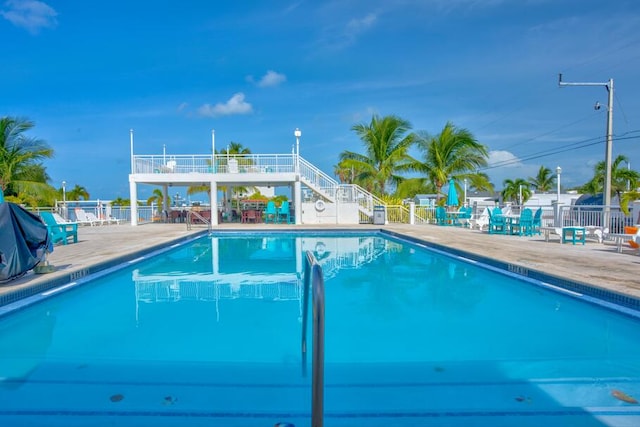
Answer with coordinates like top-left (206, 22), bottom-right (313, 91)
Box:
top-left (66, 184), bottom-right (90, 201)
top-left (189, 142), bottom-right (254, 209)
top-left (338, 114), bottom-right (415, 195)
top-left (223, 142), bottom-right (251, 157)
top-left (110, 197), bottom-right (130, 206)
top-left (620, 189), bottom-right (640, 217)
top-left (528, 166), bottom-right (555, 193)
top-left (393, 177), bottom-right (436, 199)
top-left (502, 178), bottom-right (531, 204)
top-left (580, 155), bottom-right (640, 201)
top-left (0, 116), bottom-right (54, 205)
top-left (146, 188), bottom-right (170, 208)
top-left (412, 122), bottom-right (492, 202)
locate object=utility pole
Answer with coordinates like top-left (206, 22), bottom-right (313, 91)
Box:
top-left (558, 73), bottom-right (614, 227)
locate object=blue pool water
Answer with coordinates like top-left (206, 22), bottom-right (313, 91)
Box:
top-left (1, 232), bottom-right (639, 426)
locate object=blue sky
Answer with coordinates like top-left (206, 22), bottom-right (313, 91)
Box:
top-left (2, 0), bottom-right (640, 201)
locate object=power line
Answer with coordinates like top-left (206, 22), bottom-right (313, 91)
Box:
top-left (499, 113), bottom-right (596, 152)
top-left (481, 131), bottom-right (640, 171)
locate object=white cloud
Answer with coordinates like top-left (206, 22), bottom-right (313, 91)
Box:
top-left (1, 0), bottom-right (57, 34)
top-left (318, 12), bottom-right (378, 50)
top-left (246, 70), bottom-right (287, 87)
top-left (346, 13), bottom-right (377, 35)
top-left (176, 102), bottom-right (188, 112)
top-left (197, 93), bottom-right (253, 117)
top-left (257, 70), bottom-right (286, 88)
top-left (488, 150), bottom-right (522, 168)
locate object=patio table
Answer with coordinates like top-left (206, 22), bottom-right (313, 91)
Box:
top-left (561, 226), bottom-right (586, 245)
top-left (503, 213), bottom-right (520, 235)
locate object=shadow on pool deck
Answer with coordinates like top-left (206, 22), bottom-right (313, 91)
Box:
top-left (1, 222), bottom-right (639, 301)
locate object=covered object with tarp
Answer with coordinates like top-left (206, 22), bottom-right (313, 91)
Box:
top-left (0, 202), bottom-right (50, 283)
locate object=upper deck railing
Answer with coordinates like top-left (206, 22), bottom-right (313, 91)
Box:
top-left (132, 154), bottom-right (296, 175)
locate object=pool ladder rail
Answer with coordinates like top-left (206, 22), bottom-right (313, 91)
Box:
top-left (300, 250), bottom-right (326, 427)
top-left (185, 210), bottom-right (211, 232)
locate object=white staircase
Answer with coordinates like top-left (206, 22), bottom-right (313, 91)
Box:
top-left (298, 157), bottom-right (385, 221)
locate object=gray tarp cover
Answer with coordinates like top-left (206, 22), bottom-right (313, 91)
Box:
top-left (0, 202), bottom-right (50, 283)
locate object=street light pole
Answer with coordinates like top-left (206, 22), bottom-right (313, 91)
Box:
top-left (519, 184), bottom-right (522, 207)
top-left (556, 166), bottom-right (561, 202)
top-left (558, 73), bottom-right (614, 226)
top-left (294, 128), bottom-right (301, 173)
top-left (62, 180), bottom-right (67, 219)
top-left (463, 178), bottom-right (468, 207)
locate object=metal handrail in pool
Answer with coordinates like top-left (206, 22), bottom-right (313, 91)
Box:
top-left (186, 210), bottom-right (212, 231)
top-left (301, 250), bottom-right (325, 427)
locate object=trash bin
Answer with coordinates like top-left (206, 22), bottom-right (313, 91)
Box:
top-left (373, 205), bottom-right (386, 225)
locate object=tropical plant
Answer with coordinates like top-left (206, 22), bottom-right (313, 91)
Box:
top-left (412, 122), bottom-right (492, 202)
top-left (501, 178), bottom-right (531, 204)
top-left (110, 197), bottom-right (130, 206)
top-left (620, 189), bottom-right (640, 216)
top-left (579, 154), bottom-right (640, 200)
top-left (189, 142), bottom-right (255, 202)
top-left (271, 194), bottom-right (289, 206)
top-left (528, 166), bottom-right (555, 193)
top-left (0, 116), bottom-right (55, 205)
top-left (146, 188), bottom-right (170, 208)
top-left (393, 177), bottom-right (436, 200)
top-left (338, 114), bottom-right (416, 195)
top-left (334, 161), bottom-right (357, 184)
top-left (66, 184), bottom-right (90, 201)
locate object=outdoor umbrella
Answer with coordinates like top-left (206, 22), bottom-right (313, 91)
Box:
top-left (447, 179), bottom-right (459, 207)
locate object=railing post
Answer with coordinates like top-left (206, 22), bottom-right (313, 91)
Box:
top-left (409, 201), bottom-right (415, 225)
top-left (552, 200), bottom-right (563, 227)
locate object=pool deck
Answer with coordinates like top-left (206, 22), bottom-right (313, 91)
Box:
top-left (2, 222), bottom-right (639, 301)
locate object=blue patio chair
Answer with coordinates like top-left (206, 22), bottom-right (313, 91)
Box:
top-left (435, 206), bottom-right (449, 226)
top-left (264, 201), bottom-right (278, 223)
top-left (458, 206), bottom-right (473, 227)
top-left (513, 208), bottom-right (534, 236)
top-left (277, 200), bottom-right (291, 224)
top-left (40, 212), bottom-right (78, 245)
top-left (532, 208), bottom-right (542, 235)
top-left (488, 207), bottom-right (507, 234)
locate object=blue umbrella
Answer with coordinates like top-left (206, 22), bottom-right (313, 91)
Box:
top-left (447, 179), bottom-right (458, 206)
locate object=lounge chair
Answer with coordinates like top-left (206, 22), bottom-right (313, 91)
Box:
top-left (86, 211), bottom-right (109, 225)
top-left (624, 226), bottom-right (640, 251)
top-left (75, 208), bottom-right (104, 226)
top-left (74, 208), bottom-right (100, 226)
top-left (469, 207), bottom-right (489, 231)
top-left (277, 201), bottom-right (291, 224)
top-left (264, 201), bottom-right (278, 223)
top-left (40, 212), bottom-right (78, 245)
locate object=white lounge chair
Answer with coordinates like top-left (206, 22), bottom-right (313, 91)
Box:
top-left (74, 208), bottom-right (101, 226)
top-left (85, 211), bottom-right (109, 226)
top-left (469, 207), bottom-right (490, 231)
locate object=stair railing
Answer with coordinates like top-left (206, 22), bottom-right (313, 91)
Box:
top-left (186, 210), bottom-right (212, 232)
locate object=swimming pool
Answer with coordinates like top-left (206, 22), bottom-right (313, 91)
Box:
top-left (1, 231), bottom-right (639, 426)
